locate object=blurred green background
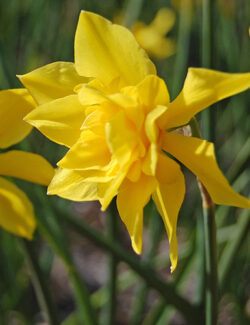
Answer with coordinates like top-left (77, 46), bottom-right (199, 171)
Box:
top-left (0, 0), bottom-right (249, 324)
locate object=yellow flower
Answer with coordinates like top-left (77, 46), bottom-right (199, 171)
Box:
top-left (22, 11), bottom-right (250, 271)
top-left (131, 8), bottom-right (176, 59)
top-left (0, 89), bottom-right (54, 239)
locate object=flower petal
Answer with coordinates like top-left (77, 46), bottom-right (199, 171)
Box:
top-left (0, 150), bottom-right (54, 185)
top-left (48, 168), bottom-right (98, 201)
top-left (136, 75), bottom-right (170, 109)
top-left (0, 176), bottom-right (35, 238)
top-left (58, 130), bottom-right (111, 170)
top-left (163, 133), bottom-right (250, 208)
top-left (18, 62), bottom-right (88, 105)
top-left (0, 89), bottom-right (35, 148)
top-left (117, 173), bottom-right (157, 254)
top-left (75, 11), bottom-right (156, 87)
top-left (150, 8), bottom-right (176, 35)
top-left (25, 95), bottom-right (85, 147)
top-left (160, 68), bottom-right (250, 129)
top-left (153, 165), bottom-right (185, 272)
top-left (106, 110), bottom-right (138, 166)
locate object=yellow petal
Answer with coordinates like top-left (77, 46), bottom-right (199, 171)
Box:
top-left (0, 89), bottom-right (35, 148)
top-left (0, 176), bottom-right (35, 238)
top-left (58, 130), bottom-right (111, 170)
top-left (142, 105), bottom-right (167, 176)
top-left (48, 168), bottom-right (99, 201)
top-left (136, 75), bottom-right (170, 109)
top-left (98, 152), bottom-right (136, 211)
top-left (75, 11), bottom-right (156, 87)
top-left (160, 68), bottom-right (250, 129)
top-left (106, 110), bottom-right (138, 166)
top-left (18, 62), bottom-right (88, 105)
top-left (25, 95), bottom-right (85, 147)
top-left (156, 152), bottom-right (181, 184)
top-left (163, 133), bottom-right (250, 208)
top-left (153, 166), bottom-right (185, 272)
top-left (150, 8), bottom-right (176, 35)
top-left (133, 25), bottom-right (175, 59)
top-left (117, 174), bottom-right (157, 254)
top-left (0, 150), bottom-right (54, 185)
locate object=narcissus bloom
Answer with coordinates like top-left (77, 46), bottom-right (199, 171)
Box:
top-left (0, 89), bottom-right (54, 238)
top-left (22, 11), bottom-right (250, 271)
top-left (131, 8), bottom-right (176, 59)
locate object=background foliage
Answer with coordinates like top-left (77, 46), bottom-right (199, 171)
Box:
top-left (0, 0), bottom-right (249, 324)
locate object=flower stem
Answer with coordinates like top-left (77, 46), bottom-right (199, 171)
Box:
top-left (190, 117), bottom-right (218, 324)
top-left (198, 181), bottom-right (218, 325)
top-left (201, 0), bottom-right (215, 141)
top-left (103, 201), bottom-right (118, 325)
top-left (21, 239), bottom-right (60, 325)
top-left (171, 0), bottom-right (192, 98)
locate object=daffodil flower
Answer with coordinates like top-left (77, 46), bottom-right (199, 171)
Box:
top-left (131, 8), bottom-right (176, 59)
top-left (21, 11), bottom-right (250, 271)
top-left (0, 89), bottom-right (54, 238)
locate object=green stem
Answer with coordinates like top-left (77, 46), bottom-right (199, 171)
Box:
top-left (124, 0), bottom-right (144, 28)
top-left (61, 210), bottom-right (202, 325)
top-left (103, 202), bottom-right (118, 325)
top-left (201, 0), bottom-right (214, 141)
top-left (21, 239), bottom-right (60, 325)
top-left (198, 182), bottom-right (218, 325)
top-left (171, 0), bottom-right (192, 98)
top-left (190, 117), bottom-right (218, 324)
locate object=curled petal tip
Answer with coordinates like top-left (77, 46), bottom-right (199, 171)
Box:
top-left (16, 74), bottom-right (22, 80)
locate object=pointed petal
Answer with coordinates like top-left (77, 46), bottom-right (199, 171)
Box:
top-left (48, 168), bottom-right (98, 201)
top-left (0, 177), bottom-right (35, 238)
top-left (160, 68), bottom-right (250, 129)
top-left (0, 150), bottom-right (54, 185)
top-left (163, 133), bottom-right (250, 208)
top-left (0, 89), bottom-right (35, 148)
top-left (153, 164), bottom-right (185, 272)
top-left (75, 11), bottom-right (156, 87)
top-left (18, 62), bottom-right (88, 105)
top-left (58, 130), bottom-right (111, 170)
top-left (136, 75), bottom-right (170, 109)
top-left (117, 174), bottom-right (157, 253)
top-left (25, 95), bottom-right (85, 147)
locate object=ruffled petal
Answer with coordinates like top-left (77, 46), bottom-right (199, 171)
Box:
top-left (58, 130), bottom-right (111, 170)
top-left (75, 11), bottom-right (156, 87)
top-left (153, 160), bottom-right (185, 272)
top-left (142, 105), bottom-right (167, 175)
top-left (0, 176), bottom-right (35, 238)
top-left (117, 173), bottom-right (157, 253)
top-left (48, 168), bottom-right (98, 201)
top-left (163, 132), bottom-right (250, 208)
top-left (18, 62), bottom-right (88, 105)
top-left (135, 75), bottom-right (170, 110)
top-left (0, 89), bottom-right (35, 148)
top-left (106, 110), bottom-right (138, 166)
top-left (160, 68), bottom-right (250, 129)
top-left (0, 150), bottom-right (54, 185)
top-left (25, 95), bottom-right (85, 147)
